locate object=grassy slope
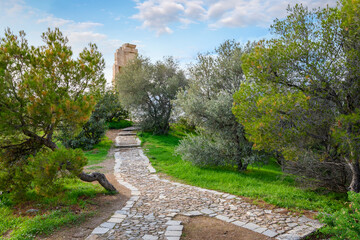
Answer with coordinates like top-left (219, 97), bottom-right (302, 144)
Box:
top-left (0, 137), bottom-right (113, 240)
top-left (138, 130), bottom-right (346, 213)
top-left (84, 136), bottom-right (113, 165)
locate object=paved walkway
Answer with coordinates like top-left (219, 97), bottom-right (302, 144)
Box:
top-left (87, 129), bottom-right (323, 240)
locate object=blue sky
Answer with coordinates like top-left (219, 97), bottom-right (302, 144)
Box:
top-left (0, 0), bottom-right (336, 86)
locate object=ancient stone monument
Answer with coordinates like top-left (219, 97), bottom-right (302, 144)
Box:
top-left (112, 43), bottom-right (138, 87)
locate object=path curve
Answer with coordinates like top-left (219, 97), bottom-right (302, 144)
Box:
top-left (87, 129), bottom-right (322, 240)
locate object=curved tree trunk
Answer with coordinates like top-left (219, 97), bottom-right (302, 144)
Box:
top-left (79, 172), bottom-right (117, 192)
top-left (40, 136), bottom-right (118, 193)
top-left (348, 161), bottom-right (360, 193)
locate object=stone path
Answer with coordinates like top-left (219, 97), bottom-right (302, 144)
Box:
top-left (87, 129), bottom-right (323, 240)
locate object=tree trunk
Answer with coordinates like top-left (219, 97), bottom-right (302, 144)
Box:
top-left (348, 161), bottom-right (360, 193)
top-left (79, 172), bottom-right (117, 192)
top-left (237, 160), bottom-right (248, 172)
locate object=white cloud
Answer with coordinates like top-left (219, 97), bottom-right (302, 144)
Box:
top-left (66, 31), bottom-right (107, 43)
top-left (37, 15), bottom-right (103, 30)
top-left (132, 0), bottom-right (337, 34)
top-left (37, 16), bottom-right (73, 27)
top-left (132, 0), bottom-right (185, 35)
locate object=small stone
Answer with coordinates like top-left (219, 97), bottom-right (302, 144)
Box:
top-left (264, 210), bottom-right (272, 214)
top-left (246, 211), bottom-right (257, 217)
top-left (73, 231), bottom-right (87, 238)
top-left (26, 209), bottom-right (39, 213)
top-left (287, 223), bottom-right (298, 228)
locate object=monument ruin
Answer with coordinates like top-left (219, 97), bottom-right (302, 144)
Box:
top-left (112, 43), bottom-right (138, 87)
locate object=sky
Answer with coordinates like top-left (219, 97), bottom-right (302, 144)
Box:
top-left (0, 0), bottom-right (337, 86)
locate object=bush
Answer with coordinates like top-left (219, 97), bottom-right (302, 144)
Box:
top-left (320, 192), bottom-right (360, 239)
top-left (60, 91), bottom-right (128, 150)
top-left (0, 148), bottom-right (87, 199)
top-left (107, 120), bottom-right (133, 129)
top-left (175, 131), bottom-right (265, 169)
top-left (26, 148), bottom-right (87, 196)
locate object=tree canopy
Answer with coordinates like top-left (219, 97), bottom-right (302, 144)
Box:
top-left (0, 28), bottom-right (116, 195)
top-left (175, 40), bottom-right (264, 171)
top-left (116, 56), bottom-right (187, 134)
top-left (233, 1), bottom-right (360, 191)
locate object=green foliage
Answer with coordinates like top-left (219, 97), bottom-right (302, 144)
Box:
top-left (116, 56), bottom-right (187, 134)
top-left (60, 91), bottom-right (127, 150)
top-left (175, 40), bottom-right (261, 170)
top-left (107, 120), bottom-right (133, 129)
top-left (0, 28), bottom-right (106, 196)
top-left (320, 192), bottom-right (360, 240)
top-left (234, 2), bottom-right (360, 191)
top-left (139, 129), bottom-right (346, 212)
top-left (26, 148), bottom-right (87, 196)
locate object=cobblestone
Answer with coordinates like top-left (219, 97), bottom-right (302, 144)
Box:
top-left (87, 130), bottom-right (323, 239)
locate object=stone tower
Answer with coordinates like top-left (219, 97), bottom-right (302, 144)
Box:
top-left (112, 43), bottom-right (138, 87)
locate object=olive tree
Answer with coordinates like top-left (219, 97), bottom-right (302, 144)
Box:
top-left (116, 56), bottom-right (187, 134)
top-left (0, 28), bottom-right (116, 196)
top-left (233, 1), bottom-right (360, 191)
top-left (175, 40), bottom-right (264, 171)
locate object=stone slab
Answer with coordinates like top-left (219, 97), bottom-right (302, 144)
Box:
top-left (142, 235), bottom-right (159, 240)
top-left (166, 220), bottom-right (182, 225)
top-left (167, 225), bottom-right (184, 231)
top-left (100, 222), bottom-right (116, 229)
top-left (108, 218), bottom-right (124, 223)
top-left (112, 213), bottom-right (127, 219)
top-left (215, 215), bottom-right (232, 222)
top-left (91, 227), bottom-right (109, 235)
top-left (243, 222), bottom-right (261, 231)
top-left (276, 234), bottom-right (301, 240)
top-left (263, 229), bottom-right (278, 238)
top-left (185, 211), bottom-right (202, 216)
top-left (200, 208), bottom-right (214, 215)
top-left (232, 220), bottom-right (247, 227)
top-left (254, 227), bottom-right (267, 234)
top-left (165, 231), bottom-right (182, 237)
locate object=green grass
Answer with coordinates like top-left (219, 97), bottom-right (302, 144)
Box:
top-left (138, 130), bottom-right (347, 213)
top-left (107, 120), bottom-right (133, 129)
top-left (84, 136), bottom-right (113, 165)
top-left (0, 179), bottom-right (106, 240)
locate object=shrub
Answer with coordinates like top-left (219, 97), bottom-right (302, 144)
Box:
top-left (60, 91), bottom-right (128, 150)
top-left (26, 148), bottom-right (87, 196)
top-left (107, 120), bottom-right (133, 129)
top-left (320, 192), bottom-right (360, 239)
